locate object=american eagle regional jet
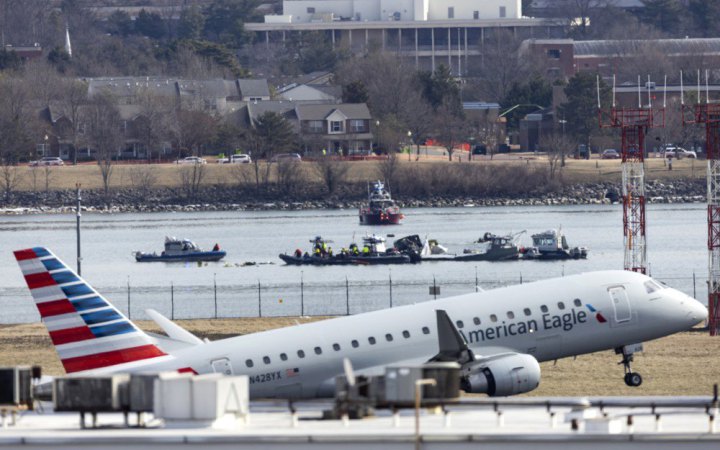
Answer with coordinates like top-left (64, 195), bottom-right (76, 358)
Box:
top-left (15, 247), bottom-right (707, 398)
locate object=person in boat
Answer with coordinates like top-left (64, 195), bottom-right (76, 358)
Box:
top-left (362, 245), bottom-right (370, 255)
top-left (294, 248), bottom-right (302, 258)
top-left (213, 243), bottom-right (220, 251)
top-left (328, 247), bottom-right (333, 257)
top-left (314, 247), bottom-right (321, 257)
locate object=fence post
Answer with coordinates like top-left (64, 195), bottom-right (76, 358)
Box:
top-left (258, 280), bottom-right (262, 317)
top-left (171, 281), bottom-right (174, 320)
top-left (475, 266), bottom-right (479, 292)
top-left (433, 276), bottom-right (437, 300)
top-left (693, 271), bottom-right (696, 299)
top-left (214, 273), bottom-right (218, 319)
top-left (127, 276), bottom-right (131, 319)
top-left (301, 271), bottom-right (304, 317)
top-left (520, 272), bottom-right (523, 285)
top-left (346, 276), bottom-right (350, 316)
top-left (389, 268), bottom-right (393, 308)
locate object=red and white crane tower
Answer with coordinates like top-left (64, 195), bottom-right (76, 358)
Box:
top-left (683, 70), bottom-right (720, 336)
top-left (598, 76), bottom-right (665, 275)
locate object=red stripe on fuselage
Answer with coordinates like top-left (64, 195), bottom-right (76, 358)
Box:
top-left (49, 326), bottom-right (96, 345)
top-left (37, 299), bottom-right (76, 317)
top-left (25, 272), bottom-right (56, 289)
top-left (14, 249), bottom-right (37, 261)
top-left (61, 344), bottom-right (167, 373)
top-left (178, 367), bottom-right (198, 375)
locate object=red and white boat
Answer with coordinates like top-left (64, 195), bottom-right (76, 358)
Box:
top-left (359, 181), bottom-right (404, 225)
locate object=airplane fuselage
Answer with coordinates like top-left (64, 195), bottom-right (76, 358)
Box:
top-left (98, 270), bottom-right (706, 398)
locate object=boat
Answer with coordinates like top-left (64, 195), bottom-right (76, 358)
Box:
top-left (521, 229), bottom-right (588, 260)
top-left (359, 181), bottom-right (404, 225)
top-left (279, 235), bottom-right (415, 265)
top-left (453, 232), bottom-right (522, 261)
top-left (393, 232), bottom-right (521, 262)
top-left (134, 236), bottom-right (226, 262)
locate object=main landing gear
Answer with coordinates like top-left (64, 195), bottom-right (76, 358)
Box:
top-left (616, 344), bottom-right (643, 387)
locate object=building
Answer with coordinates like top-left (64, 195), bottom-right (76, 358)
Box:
top-left (247, 0), bottom-right (566, 73)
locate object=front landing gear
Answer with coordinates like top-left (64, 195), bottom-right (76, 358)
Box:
top-left (616, 344), bottom-right (644, 387)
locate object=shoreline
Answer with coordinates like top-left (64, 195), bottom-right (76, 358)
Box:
top-left (0, 179), bottom-right (706, 215)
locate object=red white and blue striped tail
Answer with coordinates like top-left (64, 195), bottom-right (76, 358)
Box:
top-left (14, 247), bottom-right (167, 374)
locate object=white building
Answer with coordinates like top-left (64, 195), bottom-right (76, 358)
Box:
top-left (274, 0), bottom-right (521, 23)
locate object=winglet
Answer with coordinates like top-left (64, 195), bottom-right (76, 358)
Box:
top-left (431, 310), bottom-right (474, 364)
top-left (146, 309), bottom-right (204, 346)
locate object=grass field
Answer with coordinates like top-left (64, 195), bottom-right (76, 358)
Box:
top-left (0, 318), bottom-right (716, 397)
top-left (10, 154), bottom-right (706, 191)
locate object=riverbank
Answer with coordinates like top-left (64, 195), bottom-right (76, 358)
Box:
top-left (0, 318), bottom-right (714, 396)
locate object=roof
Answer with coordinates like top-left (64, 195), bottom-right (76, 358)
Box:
top-left (574, 38), bottom-right (720, 58)
top-left (238, 79), bottom-right (270, 98)
top-left (463, 102), bottom-right (500, 110)
top-left (295, 103), bottom-right (371, 121)
top-left (246, 100), bottom-right (298, 124)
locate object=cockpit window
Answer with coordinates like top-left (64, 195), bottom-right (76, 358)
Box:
top-left (644, 280), bottom-right (664, 294)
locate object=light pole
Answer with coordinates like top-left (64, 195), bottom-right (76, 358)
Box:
top-left (558, 118), bottom-right (568, 166)
top-left (375, 120), bottom-right (381, 154)
top-left (407, 131), bottom-right (412, 161)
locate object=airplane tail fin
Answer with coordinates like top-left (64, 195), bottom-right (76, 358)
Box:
top-left (14, 247), bottom-right (167, 374)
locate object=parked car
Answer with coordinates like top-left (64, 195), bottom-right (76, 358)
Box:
top-left (218, 154), bottom-right (252, 164)
top-left (664, 147), bottom-right (697, 159)
top-left (29, 157), bottom-right (64, 166)
top-left (270, 153), bottom-right (302, 162)
top-left (176, 156), bottom-right (207, 165)
top-left (601, 149), bottom-right (620, 159)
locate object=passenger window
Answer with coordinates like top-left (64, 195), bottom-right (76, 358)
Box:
top-left (473, 317), bottom-right (481, 325)
top-left (369, 336), bottom-right (376, 345)
top-left (297, 350), bottom-right (305, 358)
top-left (245, 359), bottom-right (254, 368)
top-left (523, 308), bottom-right (531, 316)
top-left (490, 314), bottom-right (497, 322)
top-left (402, 330), bottom-right (410, 338)
top-left (422, 327), bottom-right (430, 335)
top-left (541, 305), bottom-right (548, 313)
top-left (507, 311), bottom-right (515, 319)
top-left (314, 346), bottom-right (322, 355)
top-left (574, 299), bottom-right (582, 307)
top-left (333, 343), bottom-right (341, 351)
top-left (558, 302), bottom-right (565, 310)
top-left (351, 339), bottom-right (359, 348)
top-left (280, 353), bottom-right (288, 361)
top-left (385, 333), bottom-right (393, 342)
top-left (456, 320), bottom-right (464, 328)
top-left (263, 356), bottom-right (270, 364)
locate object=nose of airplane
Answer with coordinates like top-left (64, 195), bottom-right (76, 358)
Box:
top-left (687, 298), bottom-right (709, 325)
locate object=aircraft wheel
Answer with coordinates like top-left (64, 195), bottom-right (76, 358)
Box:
top-left (625, 372), bottom-right (642, 387)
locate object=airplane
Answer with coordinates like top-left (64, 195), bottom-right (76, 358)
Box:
top-left (15, 247), bottom-right (707, 398)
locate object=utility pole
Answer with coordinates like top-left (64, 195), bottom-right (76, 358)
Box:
top-left (76, 183), bottom-right (82, 276)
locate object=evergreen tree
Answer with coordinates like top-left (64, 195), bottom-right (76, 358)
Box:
top-left (178, 6), bottom-right (206, 40)
top-left (500, 76), bottom-right (553, 130)
top-left (641, 0), bottom-right (684, 35)
top-left (135, 9), bottom-right (166, 40)
top-left (253, 111), bottom-right (295, 158)
top-left (687, 0), bottom-right (720, 38)
top-left (558, 72), bottom-right (610, 146)
top-left (342, 80), bottom-right (369, 103)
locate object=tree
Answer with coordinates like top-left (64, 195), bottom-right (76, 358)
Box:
top-left (56, 78), bottom-right (88, 165)
top-left (541, 132), bottom-right (574, 180)
top-left (252, 111), bottom-right (295, 159)
top-left (558, 72), bottom-right (610, 147)
top-left (84, 92), bottom-right (123, 201)
top-left (399, 91), bottom-right (434, 160)
top-left (433, 101), bottom-right (468, 162)
top-left (314, 158), bottom-right (350, 195)
top-left (500, 76), bottom-right (553, 131)
top-left (0, 77), bottom-right (36, 164)
top-left (342, 80), bottom-right (369, 103)
top-left (641, 0), bottom-right (684, 35)
top-left (106, 10), bottom-right (133, 36)
top-left (135, 9), bottom-right (166, 40)
top-left (688, 0), bottom-right (720, 38)
top-left (203, 0), bottom-right (259, 47)
top-left (178, 6), bottom-right (205, 40)
top-left (418, 64), bottom-right (461, 111)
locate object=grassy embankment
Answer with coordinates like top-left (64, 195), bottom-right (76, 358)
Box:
top-left (12, 155), bottom-right (705, 192)
top-left (0, 318), bottom-right (715, 397)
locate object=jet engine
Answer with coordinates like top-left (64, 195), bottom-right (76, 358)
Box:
top-left (460, 353), bottom-right (540, 396)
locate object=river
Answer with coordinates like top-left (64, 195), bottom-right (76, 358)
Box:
top-left (0, 203), bottom-right (707, 323)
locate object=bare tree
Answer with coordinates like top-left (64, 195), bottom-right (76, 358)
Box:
top-left (314, 158), bottom-right (350, 195)
top-left (433, 102), bottom-right (469, 161)
top-left (377, 152), bottom-right (401, 192)
top-left (0, 77), bottom-right (37, 163)
top-left (56, 78), bottom-right (88, 165)
top-left (475, 122), bottom-right (501, 160)
top-left (541, 132), bottom-right (575, 180)
top-left (276, 159), bottom-right (304, 195)
top-left (128, 165), bottom-right (158, 198)
top-left (180, 164), bottom-right (206, 199)
top-left (468, 30), bottom-right (534, 102)
top-left (84, 92), bottom-right (123, 201)
top-left (43, 166), bottom-right (53, 193)
top-left (0, 165), bottom-right (21, 202)
top-left (400, 91), bottom-right (434, 161)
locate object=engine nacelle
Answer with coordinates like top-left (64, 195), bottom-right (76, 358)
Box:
top-left (461, 353), bottom-right (541, 396)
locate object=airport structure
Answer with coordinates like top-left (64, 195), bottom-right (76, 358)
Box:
top-left (683, 73), bottom-right (720, 336)
top-left (247, 0), bottom-right (566, 73)
top-left (599, 77), bottom-right (664, 275)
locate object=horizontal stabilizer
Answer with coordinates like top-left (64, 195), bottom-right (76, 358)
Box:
top-left (146, 309), bottom-right (204, 346)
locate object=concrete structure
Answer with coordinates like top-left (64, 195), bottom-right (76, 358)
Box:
top-left (279, 0), bottom-right (521, 23)
top-left (248, 17), bottom-right (566, 73)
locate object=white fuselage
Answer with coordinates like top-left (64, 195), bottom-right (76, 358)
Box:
top-left (90, 270), bottom-right (707, 398)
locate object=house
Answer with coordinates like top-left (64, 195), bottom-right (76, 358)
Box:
top-left (277, 84), bottom-right (342, 103)
top-left (238, 79), bottom-right (271, 102)
top-left (296, 103), bottom-right (373, 154)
